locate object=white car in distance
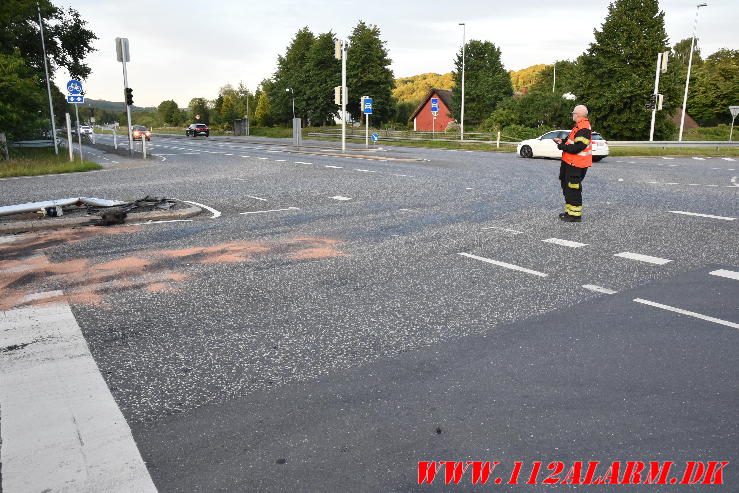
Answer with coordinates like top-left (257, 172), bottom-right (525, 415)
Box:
top-left (517, 130), bottom-right (608, 162)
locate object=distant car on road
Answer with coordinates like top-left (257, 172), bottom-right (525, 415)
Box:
top-left (186, 123), bottom-right (210, 137)
top-left (517, 130), bottom-right (608, 162)
top-left (132, 125), bottom-right (151, 141)
top-left (79, 125), bottom-right (93, 135)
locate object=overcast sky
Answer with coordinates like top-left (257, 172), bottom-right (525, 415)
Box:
top-left (55, 0), bottom-right (736, 107)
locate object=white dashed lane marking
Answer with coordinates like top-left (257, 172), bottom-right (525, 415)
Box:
top-left (582, 284), bottom-right (618, 294)
top-left (614, 252), bottom-right (672, 265)
top-left (330, 196), bottom-right (352, 201)
top-left (669, 210), bottom-right (735, 221)
top-left (709, 269), bottom-right (739, 281)
top-left (542, 238), bottom-right (588, 248)
top-left (458, 253), bottom-right (548, 277)
top-left (634, 298), bottom-right (739, 329)
top-left (240, 207), bottom-right (300, 215)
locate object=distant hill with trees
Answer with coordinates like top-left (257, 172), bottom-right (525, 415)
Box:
top-left (393, 73), bottom-right (454, 104)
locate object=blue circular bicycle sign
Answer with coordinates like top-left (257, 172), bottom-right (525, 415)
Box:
top-left (66, 79), bottom-right (83, 95)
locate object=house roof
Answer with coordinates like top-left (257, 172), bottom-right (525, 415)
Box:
top-left (409, 88), bottom-right (454, 121)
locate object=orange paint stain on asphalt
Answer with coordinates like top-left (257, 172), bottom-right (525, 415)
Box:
top-left (0, 229), bottom-right (345, 311)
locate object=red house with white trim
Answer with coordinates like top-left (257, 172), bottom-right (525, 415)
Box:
top-left (409, 89), bottom-right (456, 132)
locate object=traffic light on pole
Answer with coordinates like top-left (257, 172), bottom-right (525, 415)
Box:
top-left (125, 87), bottom-right (134, 106)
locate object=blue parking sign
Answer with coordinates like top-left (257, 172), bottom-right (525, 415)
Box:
top-left (430, 97), bottom-right (439, 112)
top-left (363, 97), bottom-right (373, 114)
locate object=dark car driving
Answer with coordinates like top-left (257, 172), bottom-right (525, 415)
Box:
top-left (186, 123), bottom-right (209, 137)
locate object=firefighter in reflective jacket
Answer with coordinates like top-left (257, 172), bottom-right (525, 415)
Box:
top-left (554, 105), bottom-right (592, 222)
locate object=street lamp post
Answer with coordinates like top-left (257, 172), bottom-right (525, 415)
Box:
top-left (459, 22), bottom-right (466, 142)
top-left (678, 2), bottom-right (707, 141)
top-left (286, 88), bottom-right (295, 119)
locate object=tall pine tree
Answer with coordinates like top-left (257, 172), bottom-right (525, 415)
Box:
top-left (304, 32), bottom-right (341, 126)
top-left (346, 21), bottom-right (395, 124)
top-left (451, 40), bottom-right (513, 126)
top-left (271, 27), bottom-right (315, 125)
top-left (577, 0), bottom-right (678, 139)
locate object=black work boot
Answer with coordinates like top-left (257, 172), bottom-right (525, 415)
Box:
top-left (560, 214), bottom-right (582, 223)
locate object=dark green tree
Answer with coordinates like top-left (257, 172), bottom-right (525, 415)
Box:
top-left (451, 40), bottom-right (513, 126)
top-left (689, 49), bottom-right (739, 126)
top-left (270, 27), bottom-right (315, 125)
top-left (577, 0), bottom-right (678, 139)
top-left (346, 21), bottom-right (395, 124)
top-left (188, 97), bottom-right (210, 124)
top-left (529, 60), bottom-right (581, 96)
top-left (0, 0), bottom-right (97, 80)
top-left (157, 100), bottom-right (180, 126)
top-left (304, 32), bottom-right (340, 126)
top-left (0, 50), bottom-right (45, 148)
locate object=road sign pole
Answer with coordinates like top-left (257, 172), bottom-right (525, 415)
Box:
top-left (74, 103), bottom-right (83, 163)
top-left (142, 133), bottom-right (147, 159)
top-left (432, 115), bottom-right (435, 140)
top-left (649, 52), bottom-right (662, 142)
top-left (37, 5), bottom-right (58, 155)
top-left (113, 125), bottom-right (117, 149)
top-left (121, 57), bottom-right (134, 156)
top-left (729, 107), bottom-right (739, 142)
top-left (65, 113), bottom-right (73, 162)
top-left (366, 112), bottom-right (369, 149)
top-left (341, 40), bottom-right (347, 154)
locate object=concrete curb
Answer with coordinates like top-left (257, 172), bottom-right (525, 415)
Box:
top-left (0, 204), bottom-right (202, 235)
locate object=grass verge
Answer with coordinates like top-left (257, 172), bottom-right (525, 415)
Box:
top-left (609, 146), bottom-right (739, 157)
top-left (1, 147), bottom-right (102, 178)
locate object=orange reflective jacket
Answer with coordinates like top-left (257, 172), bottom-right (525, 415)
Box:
top-left (562, 118), bottom-right (593, 168)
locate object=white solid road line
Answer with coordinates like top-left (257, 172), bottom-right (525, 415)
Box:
top-left (709, 269), bottom-right (739, 281)
top-left (330, 196), bottom-right (352, 201)
top-left (543, 238), bottom-right (588, 248)
top-left (614, 252), bottom-right (672, 265)
top-left (669, 210), bottom-right (736, 221)
top-left (582, 284), bottom-right (618, 294)
top-left (458, 252), bottom-right (548, 277)
top-left (722, 157), bottom-right (735, 161)
top-left (692, 157), bottom-right (706, 160)
top-left (633, 298), bottom-right (739, 329)
top-left (179, 199), bottom-right (222, 218)
top-left (0, 302), bottom-right (157, 492)
top-left (240, 207), bottom-right (300, 215)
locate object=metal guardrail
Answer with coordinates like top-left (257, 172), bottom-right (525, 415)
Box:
top-left (606, 140), bottom-right (738, 147)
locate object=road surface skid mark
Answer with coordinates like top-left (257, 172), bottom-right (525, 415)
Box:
top-left (0, 236), bottom-right (346, 311)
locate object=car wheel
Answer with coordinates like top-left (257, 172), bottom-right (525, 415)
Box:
top-left (520, 145), bottom-right (533, 158)
top-left (593, 156), bottom-right (604, 162)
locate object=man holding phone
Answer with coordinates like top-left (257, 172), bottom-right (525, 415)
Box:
top-left (554, 105), bottom-right (593, 222)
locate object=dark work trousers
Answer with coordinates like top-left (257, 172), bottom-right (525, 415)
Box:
top-left (559, 161), bottom-right (588, 216)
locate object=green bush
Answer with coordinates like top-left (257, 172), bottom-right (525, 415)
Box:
top-left (500, 124), bottom-right (553, 141)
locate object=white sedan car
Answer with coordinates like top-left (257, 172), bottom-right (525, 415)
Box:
top-left (517, 130), bottom-right (608, 162)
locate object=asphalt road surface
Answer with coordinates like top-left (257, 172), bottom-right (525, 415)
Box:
top-left (1, 134), bottom-right (737, 491)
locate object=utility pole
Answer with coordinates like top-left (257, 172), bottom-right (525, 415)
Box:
top-left (116, 37), bottom-right (134, 156)
top-left (679, 3), bottom-right (707, 141)
top-left (37, 3), bottom-right (58, 155)
top-left (552, 62), bottom-right (556, 93)
top-left (459, 22), bottom-right (466, 142)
